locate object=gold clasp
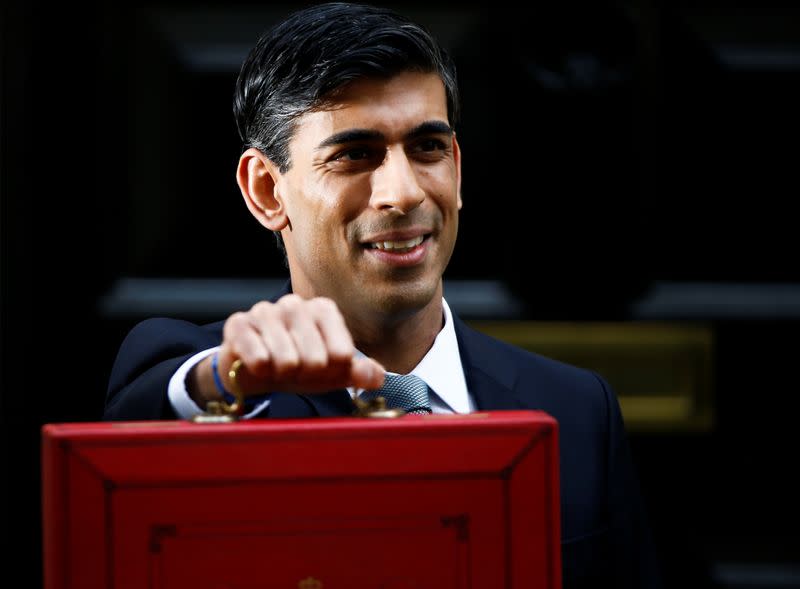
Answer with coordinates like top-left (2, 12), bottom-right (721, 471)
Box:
top-left (352, 392), bottom-right (406, 418)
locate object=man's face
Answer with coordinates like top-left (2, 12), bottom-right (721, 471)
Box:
top-left (277, 71), bottom-right (462, 322)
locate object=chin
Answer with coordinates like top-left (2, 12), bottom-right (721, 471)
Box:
top-left (365, 278), bottom-right (440, 319)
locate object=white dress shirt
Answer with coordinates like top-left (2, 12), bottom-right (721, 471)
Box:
top-left (168, 298), bottom-right (475, 419)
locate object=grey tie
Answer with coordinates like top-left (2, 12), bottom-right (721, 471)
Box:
top-left (360, 373), bottom-right (432, 415)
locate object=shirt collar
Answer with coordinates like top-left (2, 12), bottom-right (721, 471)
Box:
top-left (408, 298), bottom-right (470, 413)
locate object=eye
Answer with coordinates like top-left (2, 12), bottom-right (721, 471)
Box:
top-left (409, 137), bottom-right (449, 161)
top-left (412, 138), bottom-right (447, 153)
top-left (333, 147), bottom-right (374, 161)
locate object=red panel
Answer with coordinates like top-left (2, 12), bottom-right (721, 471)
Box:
top-left (42, 410), bottom-right (560, 589)
top-left (42, 434), bottom-right (68, 587)
top-left (509, 420), bottom-right (561, 589)
top-left (67, 452), bottom-right (108, 589)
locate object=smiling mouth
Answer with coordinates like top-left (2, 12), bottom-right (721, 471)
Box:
top-left (365, 234), bottom-right (430, 253)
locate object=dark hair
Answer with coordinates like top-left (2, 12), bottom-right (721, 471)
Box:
top-left (233, 2), bottom-right (460, 173)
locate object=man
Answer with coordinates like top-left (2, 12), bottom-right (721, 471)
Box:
top-left (105, 3), bottom-right (661, 587)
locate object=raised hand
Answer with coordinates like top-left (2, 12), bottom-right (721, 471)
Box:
top-left (189, 295), bottom-right (384, 408)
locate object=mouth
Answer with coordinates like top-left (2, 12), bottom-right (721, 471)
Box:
top-left (360, 233), bottom-right (432, 266)
top-left (367, 234), bottom-right (427, 253)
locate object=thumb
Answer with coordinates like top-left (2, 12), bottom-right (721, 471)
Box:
top-left (350, 356), bottom-right (385, 390)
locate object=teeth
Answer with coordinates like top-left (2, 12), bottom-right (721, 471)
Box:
top-left (371, 235), bottom-right (424, 250)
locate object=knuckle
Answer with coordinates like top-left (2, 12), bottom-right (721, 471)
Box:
top-left (277, 295), bottom-right (304, 321)
top-left (278, 294), bottom-right (303, 308)
top-left (250, 301), bottom-right (274, 315)
top-left (313, 297), bottom-right (339, 313)
top-left (224, 312), bottom-right (248, 334)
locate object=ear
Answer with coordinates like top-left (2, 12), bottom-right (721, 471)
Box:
top-left (236, 148), bottom-right (289, 231)
top-left (453, 134), bottom-right (463, 210)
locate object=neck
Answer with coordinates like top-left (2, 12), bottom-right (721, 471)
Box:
top-left (348, 294), bottom-right (444, 375)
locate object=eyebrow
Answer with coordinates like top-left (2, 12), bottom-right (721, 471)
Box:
top-left (316, 120), bottom-right (453, 150)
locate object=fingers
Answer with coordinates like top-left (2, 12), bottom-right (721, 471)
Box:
top-left (281, 296), bottom-right (332, 375)
top-left (222, 311), bottom-right (269, 374)
top-left (310, 297), bottom-right (355, 362)
top-left (219, 294), bottom-right (379, 396)
top-left (251, 300), bottom-right (300, 379)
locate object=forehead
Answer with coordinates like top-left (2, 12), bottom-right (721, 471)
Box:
top-left (293, 71), bottom-right (449, 146)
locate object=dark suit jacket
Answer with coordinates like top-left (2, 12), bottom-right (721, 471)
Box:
top-left (105, 300), bottom-right (662, 589)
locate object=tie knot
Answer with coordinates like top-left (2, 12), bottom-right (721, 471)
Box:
top-left (360, 373), bottom-right (432, 415)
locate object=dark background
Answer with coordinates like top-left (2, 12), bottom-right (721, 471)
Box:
top-left (3, 0), bottom-right (800, 586)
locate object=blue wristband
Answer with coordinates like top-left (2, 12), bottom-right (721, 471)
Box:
top-left (211, 352), bottom-right (270, 409)
top-left (211, 352), bottom-right (237, 404)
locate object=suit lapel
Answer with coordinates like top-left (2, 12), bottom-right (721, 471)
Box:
top-left (467, 367), bottom-right (523, 411)
top-left (452, 313), bottom-right (524, 411)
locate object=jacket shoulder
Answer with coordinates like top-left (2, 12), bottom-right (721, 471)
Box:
top-left (106, 317), bottom-right (225, 405)
top-left (460, 321), bottom-right (605, 387)
top-left (458, 320), bottom-right (615, 418)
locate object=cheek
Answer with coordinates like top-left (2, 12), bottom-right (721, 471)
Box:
top-left (430, 188), bottom-right (461, 218)
top-left (293, 189), bottom-right (362, 254)
top-left (288, 178), bottom-right (334, 228)
top-left (419, 166), bottom-right (459, 207)
top-left (322, 176), bottom-right (371, 223)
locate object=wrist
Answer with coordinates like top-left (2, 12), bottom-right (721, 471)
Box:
top-left (211, 351), bottom-right (239, 405)
top-left (186, 355), bottom-right (224, 410)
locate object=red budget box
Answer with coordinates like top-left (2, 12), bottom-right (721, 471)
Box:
top-left (42, 410), bottom-right (560, 589)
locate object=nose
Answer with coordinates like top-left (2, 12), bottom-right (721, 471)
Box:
top-left (370, 147), bottom-right (426, 213)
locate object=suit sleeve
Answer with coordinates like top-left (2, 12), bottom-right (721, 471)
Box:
top-left (104, 318), bottom-right (222, 421)
top-left (596, 372), bottom-right (663, 588)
